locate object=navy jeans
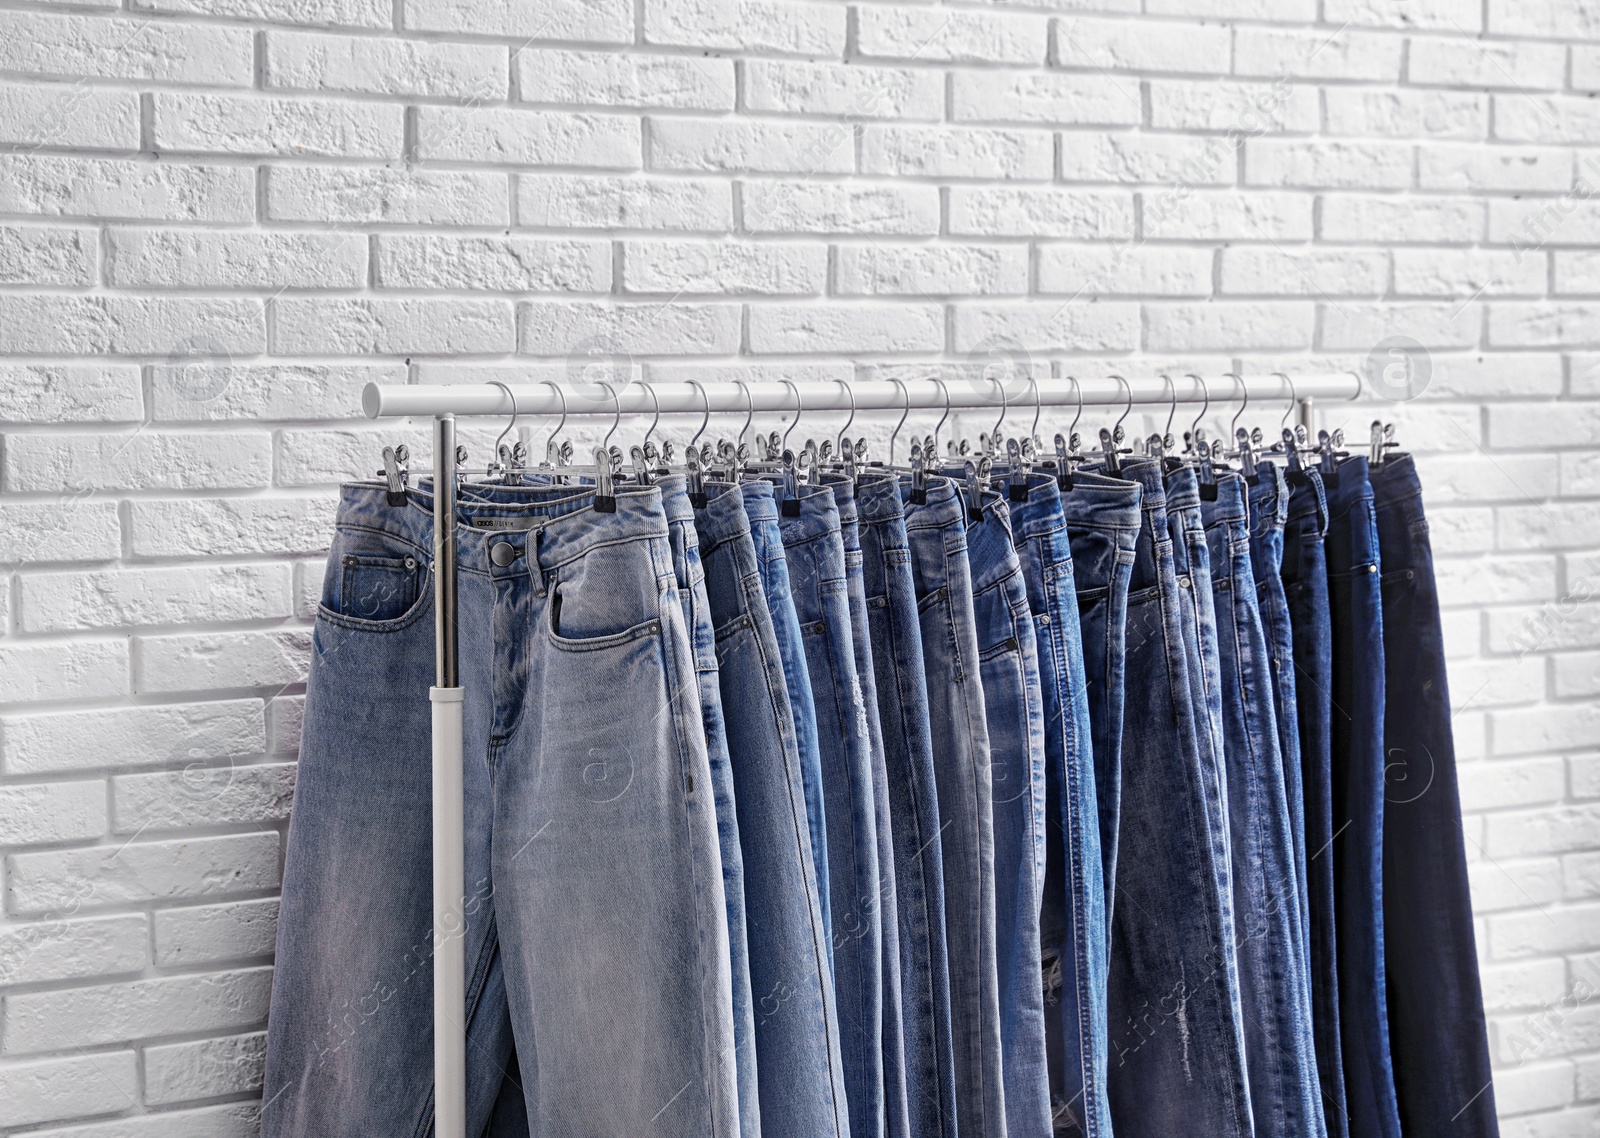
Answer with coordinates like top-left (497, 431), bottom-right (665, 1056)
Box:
top-left (825, 473), bottom-right (913, 1138)
top-left (782, 483), bottom-right (886, 1138)
top-left (858, 474), bottom-right (959, 1138)
top-left (1015, 474), bottom-right (1114, 1138)
top-left (1104, 461), bottom-right (1253, 1138)
top-left (903, 476), bottom-right (1007, 1138)
top-left (1283, 468), bottom-right (1350, 1138)
top-left (1323, 458), bottom-right (1402, 1138)
top-left (969, 491), bottom-right (1052, 1138)
top-left (1371, 455), bottom-right (1500, 1138)
top-left (1204, 472), bottom-right (1326, 1138)
top-left (697, 482), bottom-right (852, 1138)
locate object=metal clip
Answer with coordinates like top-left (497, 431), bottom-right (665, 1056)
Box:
top-left (780, 449), bottom-right (801, 517)
top-left (593, 446), bottom-right (617, 513)
top-left (1006, 437), bottom-right (1029, 501)
top-left (1052, 432), bottom-right (1074, 491)
top-left (687, 443), bottom-right (707, 509)
top-left (1099, 426), bottom-right (1122, 476)
top-left (630, 444), bottom-right (654, 487)
top-left (1146, 432), bottom-right (1165, 462)
top-left (910, 441), bottom-right (928, 504)
top-left (378, 444), bottom-right (409, 507)
top-left (963, 456), bottom-right (990, 523)
top-left (842, 435), bottom-right (858, 483)
top-left (1234, 426), bottom-right (1257, 480)
top-left (1198, 439), bottom-right (1219, 501)
top-left (1369, 420), bottom-right (1397, 467)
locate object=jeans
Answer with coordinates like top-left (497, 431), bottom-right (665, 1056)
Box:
top-left (264, 481), bottom-right (740, 1137)
top-left (1012, 474), bottom-right (1112, 1138)
top-left (1246, 463), bottom-right (1311, 991)
top-left (1283, 468), bottom-right (1350, 1138)
top-left (1059, 472), bottom-right (1141, 935)
top-left (660, 475), bottom-right (762, 1138)
top-left (1323, 458), bottom-right (1401, 1138)
top-left (968, 491), bottom-right (1051, 1138)
top-left (1105, 460), bottom-right (1253, 1138)
top-left (1203, 472), bottom-right (1326, 1138)
top-left (1371, 455), bottom-right (1500, 1138)
top-left (697, 481), bottom-right (852, 1138)
top-left (782, 483), bottom-right (886, 1138)
top-left (745, 480), bottom-right (832, 949)
top-left (903, 476), bottom-right (1007, 1138)
top-left (858, 473), bottom-right (958, 1138)
top-left (825, 473), bottom-right (913, 1138)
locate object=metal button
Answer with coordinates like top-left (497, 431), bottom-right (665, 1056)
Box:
top-left (1038, 614), bottom-right (1050, 626)
top-left (490, 541), bottom-right (518, 567)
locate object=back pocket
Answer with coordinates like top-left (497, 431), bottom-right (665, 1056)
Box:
top-left (335, 553), bottom-right (421, 622)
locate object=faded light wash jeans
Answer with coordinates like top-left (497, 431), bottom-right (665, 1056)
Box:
top-left (264, 481), bottom-right (740, 1137)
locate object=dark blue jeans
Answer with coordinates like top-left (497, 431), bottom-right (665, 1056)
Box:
top-left (858, 474), bottom-right (959, 1138)
top-left (1283, 468), bottom-right (1350, 1138)
top-left (1371, 455), bottom-right (1500, 1138)
top-left (698, 482), bottom-right (852, 1138)
top-left (1015, 474), bottom-right (1114, 1138)
top-left (903, 476), bottom-right (1006, 1138)
top-left (1323, 458), bottom-right (1402, 1138)
top-left (969, 491), bottom-right (1052, 1138)
top-left (1104, 461), bottom-right (1253, 1138)
top-left (1204, 472), bottom-right (1326, 1138)
top-left (781, 483), bottom-right (886, 1138)
top-left (826, 473), bottom-right (913, 1138)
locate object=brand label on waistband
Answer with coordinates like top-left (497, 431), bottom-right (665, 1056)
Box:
top-left (471, 517), bottom-right (544, 532)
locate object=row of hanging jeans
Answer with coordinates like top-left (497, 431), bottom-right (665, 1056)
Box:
top-left (261, 449), bottom-right (1497, 1138)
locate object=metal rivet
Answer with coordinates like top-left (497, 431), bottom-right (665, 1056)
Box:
top-left (1368, 564), bottom-right (1377, 573)
top-left (404, 556), bottom-right (417, 571)
top-left (1038, 614), bottom-right (1050, 625)
top-left (490, 541), bottom-right (518, 567)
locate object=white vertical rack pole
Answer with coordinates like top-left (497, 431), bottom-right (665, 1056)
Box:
top-left (431, 414), bottom-right (466, 1138)
top-left (372, 371), bottom-right (1360, 1136)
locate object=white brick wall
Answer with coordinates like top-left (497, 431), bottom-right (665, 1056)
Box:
top-left (0, 0), bottom-right (1595, 1132)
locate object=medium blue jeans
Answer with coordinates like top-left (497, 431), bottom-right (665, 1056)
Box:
top-left (968, 491), bottom-right (1051, 1138)
top-left (1012, 474), bottom-right (1112, 1138)
top-left (858, 473), bottom-right (958, 1138)
top-left (660, 475), bottom-right (762, 1138)
top-left (1323, 458), bottom-right (1401, 1138)
top-left (265, 481), bottom-right (740, 1137)
top-left (1283, 468), bottom-right (1350, 1138)
top-left (1105, 460), bottom-right (1253, 1138)
top-left (1059, 471), bottom-right (1141, 938)
top-left (825, 473), bottom-right (913, 1138)
top-left (1203, 472), bottom-right (1326, 1138)
top-left (697, 480), bottom-right (852, 1138)
top-left (782, 483), bottom-right (886, 1138)
top-left (745, 480), bottom-right (833, 949)
top-left (1371, 455), bottom-right (1500, 1138)
top-left (903, 476), bottom-right (1007, 1138)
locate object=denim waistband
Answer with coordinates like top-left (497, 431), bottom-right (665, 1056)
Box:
top-left (778, 483), bottom-right (845, 558)
top-left (1203, 471), bottom-right (1249, 526)
top-left (741, 478), bottom-right (780, 526)
top-left (1117, 458), bottom-right (1170, 521)
top-left (340, 479), bottom-right (668, 578)
top-left (856, 471), bottom-right (908, 525)
top-left (1326, 455), bottom-right (1375, 521)
top-left (967, 492), bottom-right (1021, 593)
top-left (1058, 468), bottom-right (1143, 534)
top-left (1163, 463), bottom-right (1201, 515)
top-left (1286, 466), bottom-right (1328, 532)
top-left (901, 475), bottom-right (963, 533)
top-left (656, 473), bottom-right (696, 526)
top-left (687, 481), bottom-right (752, 553)
top-left (1249, 461), bottom-right (1289, 535)
top-left (1368, 452), bottom-right (1422, 510)
top-left (820, 472), bottom-right (858, 520)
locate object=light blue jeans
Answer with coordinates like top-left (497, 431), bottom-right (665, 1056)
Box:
top-left (264, 480), bottom-right (740, 1137)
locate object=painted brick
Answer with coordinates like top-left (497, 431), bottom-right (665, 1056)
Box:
top-left (1038, 243), bottom-right (1212, 297)
top-left (0, 296), bottom-right (263, 355)
top-left (650, 117), bottom-right (853, 175)
top-left (21, 564), bottom-right (292, 632)
top-left (1321, 193), bottom-right (1484, 243)
top-left (522, 52), bottom-right (733, 112)
top-left (1233, 27), bottom-right (1403, 81)
top-left (273, 298), bottom-right (515, 355)
top-left (1055, 15), bottom-right (1230, 75)
top-left (416, 107), bottom-right (640, 167)
top-left (1320, 302), bottom-right (1481, 351)
top-left (744, 61), bottom-right (941, 121)
top-left (1394, 248), bottom-right (1544, 297)
top-left (0, 11), bottom-right (253, 86)
top-left (838, 244), bottom-right (1028, 297)
top-left (0, 154), bottom-right (254, 222)
top-left (1146, 302), bottom-right (1315, 352)
top-left (1325, 88), bottom-right (1485, 140)
top-left (951, 302), bottom-right (1141, 353)
top-left (0, 915), bottom-right (148, 986)
top-left (375, 235), bottom-right (610, 292)
top-left (132, 0), bottom-right (389, 27)
top-left (265, 30), bottom-right (508, 99)
top-left (519, 300), bottom-right (740, 355)
top-left (519, 174), bottom-right (730, 231)
top-left (152, 92), bottom-right (402, 159)
top-left (25, 1103), bottom-right (261, 1137)
top-left (1, 699), bottom-right (267, 776)
top-left (748, 303), bottom-right (945, 354)
top-left (0, 781), bottom-right (107, 845)
top-left (623, 240), bottom-right (825, 295)
top-left (113, 762), bottom-right (295, 831)
top-left (1144, 190), bottom-right (1311, 240)
top-left (5, 431), bottom-right (273, 492)
top-left (1409, 37), bottom-right (1566, 88)
top-left (0, 501), bottom-right (123, 566)
top-left (134, 629), bottom-right (311, 692)
top-left (3, 968), bottom-right (272, 1055)
top-left (0, 1053), bottom-right (136, 1127)
top-left (154, 900), bottom-right (279, 967)
top-left (266, 165), bottom-right (509, 226)
top-left (6, 833), bottom-right (280, 914)
top-left (949, 187), bottom-right (1134, 238)
top-left (952, 71), bottom-right (1141, 127)
top-left (405, 0), bottom-right (629, 40)
top-left (744, 181), bottom-right (939, 235)
top-left (106, 227), bottom-right (365, 289)
top-left (643, 0), bottom-right (841, 55)
top-left (144, 1031), bottom-right (265, 1104)
top-left (1245, 138), bottom-right (1413, 190)
top-left (1059, 131), bottom-right (1234, 186)
top-left (1324, 0), bottom-right (1481, 29)
top-left (152, 363), bottom-right (393, 421)
top-left (0, 641), bottom-right (128, 704)
top-left (1220, 247), bottom-right (1388, 296)
top-left (1148, 78), bottom-right (1316, 133)
top-left (857, 6), bottom-right (1049, 65)
top-left (1489, 0), bottom-right (1600, 41)
top-left (0, 80), bottom-right (139, 151)
top-left (862, 125), bottom-right (1052, 181)
top-left (0, 365), bottom-right (142, 423)
top-left (1419, 145), bottom-right (1571, 193)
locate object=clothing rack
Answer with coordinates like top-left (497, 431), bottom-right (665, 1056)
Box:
top-left (358, 370), bottom-right (1362, 1138)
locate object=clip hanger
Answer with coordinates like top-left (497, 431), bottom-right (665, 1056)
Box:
top-left (963, 456), bottom-right (990, 523)
top-left (910, 441), bottom-right (928, 504)
top-left (1369, 420), bottom-right (1397, 467)
top-left (379, 444), bottom-right (409, 507)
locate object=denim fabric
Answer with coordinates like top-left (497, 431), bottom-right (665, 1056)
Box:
top-left (1323, 458), bottom-right (1402, 1138)
top-left (745, 480), bottom-right (833, 948)
top-left (1017, 474), bottom-right (1115, 1138)
top-left (782, 483), bottom-right (886, 1138)
top-left (1246, 463), bottom-right (1311, 991)
top-left (1059, 471), bottom-right (1141, 933)
top-left (903, 476), bottom-right (1008, 1138)
top-left (1371, 455), bottom-right (1500, 1138)
top-left (696, 481), bottom-right (852, 1138)
top-left (1163, 465), bottom-right (1237, 942)
top-left (1104, 460), bottom-right (1253, 1138)
top-left (265, 481), bottom-right (740, 1137)
top-left (967, 492), bottom-right (1052, 1138)
top-left (1203, 472), bottom-right (1327, 1138)
top-left (659, 474), bottom-right (762, 1138)
top-left (1283, 469), bottom-right (1350, 1138)
top-left (826, 473), bottom-right (913, 1138)
top-left (858, 474), bottom-right (958, 1138)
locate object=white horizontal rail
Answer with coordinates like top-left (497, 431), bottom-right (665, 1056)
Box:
top-left (363, 374), bottom-right (1361, 420)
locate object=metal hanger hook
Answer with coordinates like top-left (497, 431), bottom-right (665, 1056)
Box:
top-left (990, 374), bottom-right (1009, 442)
top-left (1224, 372), bottom-right (1247, 437)
top-left (1065, 374), bottom-right (1083, 439)
top-left (932, 375), bottom-right (952, 450)
top-left (598, 379), bottom-right (623, 452)
top-left (889, 376), bottom-right (910, 466)
top-left (834, 379), bottom-right (855, 453)
top-left (640, 380), bottom-right (661, 449)
top-left (1158, 373), bottom-right (1177, 445)
top-left (1108, 374), bottom-right (1132, 436)
top-left (1185, 373), bottom-right (1209, 440)
top-left (541, 380), bottom-right (568, 460)
top-left (1274, 371), bottom-right (1297, 432)
top-left (488, 380), bottom-right (519, 458)
top-left (735, 379), bottom-right (753, 449)
top-left (1027, 374), bottom-right (1041, 446)
top-left (687, 379), bottom-right (711, 448)
top-left (780, 379), bottom-right (803, 451)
